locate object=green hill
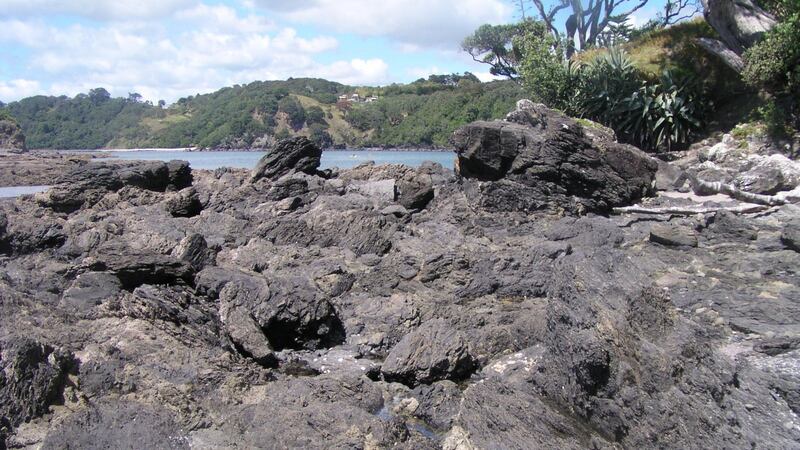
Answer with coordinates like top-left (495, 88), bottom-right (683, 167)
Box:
top-left (1, 76), bottom-right (523, 150)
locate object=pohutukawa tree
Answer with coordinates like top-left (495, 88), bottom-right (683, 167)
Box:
top-left (516, 0), bottom-right (653, 57)
top-left (461, 23), bottom-right (528, 81)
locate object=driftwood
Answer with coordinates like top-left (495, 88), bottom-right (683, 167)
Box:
top-left (688, 176), bottom-right (787, 206)
top-left (613, 174), bottom-right (792, 216)
top-left (612, 204), bottom-right (777, 216)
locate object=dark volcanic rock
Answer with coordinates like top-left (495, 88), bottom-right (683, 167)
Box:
top-left (251, 137), bottom-right (321, 182)
top-left (0, 339), bottom-right (73, 440)
top-left (87, 243), bottom-right (195, 289)
top-left (1, 113), bottom-right (799, 449)
top-left (200, 267), bottom-right (344, 361)
top-left (706, 209), bottom-right (758, 242)
top-left (165, 187), bottom-right (202, 217)
top-left (396, 178), bottom-right (434, 210)
top-left (1, 213), bottom-right (65, 255)
top-left (41, 401), bottom-right (188, 450)
top-left (650, 223), bottom-right (699, 247)
top-left (173, 233), bottom-right (214, 270)
top-left (61, 272), bottom-right (123, 312)
top-left (265, 176), bottom-right (309, 201)
top-left (451, 101), bottom-right (657, 214)
top-left (782, 220), bottom-right (800, 252)
top-left (381, 318), bottom-right (475, 386)
top-left (37, 160), bottom-right (193, 212)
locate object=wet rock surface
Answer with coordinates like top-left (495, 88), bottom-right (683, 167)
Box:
top-left (0, 125), bottom-right (799, 449)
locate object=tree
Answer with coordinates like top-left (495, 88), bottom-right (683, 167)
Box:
top-left (519, 0), bottom-right (652, 57)
top-left (597, 14), bottom-right (634, 46)
top-left (89, 88), bottom-right (111, 104)
top-left (277, 95), bottom-right (306, 130)
top-left (657, 0), bottom-right (702, 26)
top-left (516, 21), bottom-right (576, 110)
top-left (461, 23), bottom-right (527, 80)
top-left (306, 105), bottom-right (326, 125)
top-left (158, 100), bottom-right (166, 108)
top-left (308, 123), bottom-right (333, 148)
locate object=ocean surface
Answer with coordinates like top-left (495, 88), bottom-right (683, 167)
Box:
top-left (103, 149), bottom-right (456, 171)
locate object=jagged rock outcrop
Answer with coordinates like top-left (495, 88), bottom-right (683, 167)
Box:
top-left (0, 118), bottom-right (26, 153)
top-left (251, 136), bottom-right (322, 182)
top-left (451, 101), bottom-right (657, 214)
top-left (35, 160), bottom-right (192, 212)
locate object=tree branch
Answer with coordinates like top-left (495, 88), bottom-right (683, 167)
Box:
top-left (696, 38), bottom-right (745, 72)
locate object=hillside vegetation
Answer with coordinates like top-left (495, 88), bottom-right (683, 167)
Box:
top-left (1, 77), bottom-right (523, 150)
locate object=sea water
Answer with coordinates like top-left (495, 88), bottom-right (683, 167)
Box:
top-left (104, 149), bottom-right (456, 171)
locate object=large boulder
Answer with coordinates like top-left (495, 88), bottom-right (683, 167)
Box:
top-left (0, 118), bottom-right (26, 153)
top-left (381, 318), bottom-right (475, 386)
top-left (85, 242), bottom-right (195, 289)
top-left (197, 267), bottom-right (345, 361)
top-left (451, 101), bottom-right (657, 214)
top-left (37, 160), bottom-right (193, 212)
top-left (251, 137), bottom-right (322, 182)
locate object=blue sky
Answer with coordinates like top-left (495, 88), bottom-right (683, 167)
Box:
top-left (0, 0), bottom-right (666, 103)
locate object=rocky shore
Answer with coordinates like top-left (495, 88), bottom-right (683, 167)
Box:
top-left (1, 102), bottom-right (799, 449)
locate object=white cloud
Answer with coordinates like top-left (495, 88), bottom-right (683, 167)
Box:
top-left (316, 59), bottom-right (389, 85)
top-left (0, 79), bottom-right (42, 102)
top-left (254, 0), bottom-right (512, 47)
top-left (407, 66), bottom-right (443, 80)
top-left (472, 71), bottom-right (504, 83)
top-left (175, 4), bottom-right (274, 33)
top-left (0, 13), bottom-right (385, 102)
top-left (0, 0), bottom-right (194, 20)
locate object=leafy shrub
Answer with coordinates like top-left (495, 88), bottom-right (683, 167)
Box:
top-left (618, 70), bottom-right (704, 151)
top-left (742, 0), bottom-right (799, 129)
top-left (515, 21), bottom-right (575, 111)
top-left (0, 108), bottom-right (15, 123)
top-left (566, 49), bottom-right (705, 152)
top-left (575, 47), bottom-right (641, 119)
top-left (306, 105), bottom-right (327, 126)
top-left (308, 123), bottom-right (333, 148)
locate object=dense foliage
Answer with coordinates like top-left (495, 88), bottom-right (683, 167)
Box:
top-left (344, 80), bottom-right (523, 147)
top-left (514, 21), bottom-right (574, 110)
top-left (0, 109), bottom-right (16, 123)
top-left (0, 76), bottom-right (523, 149)
top-left (743, 0), bottom-right (800, 130)
top-left (461, 23), bottom-right (527, 80)
top-left (3, 93), bottom-right (158, 149)
top-left (517, 30), bottom-right (706, 153)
